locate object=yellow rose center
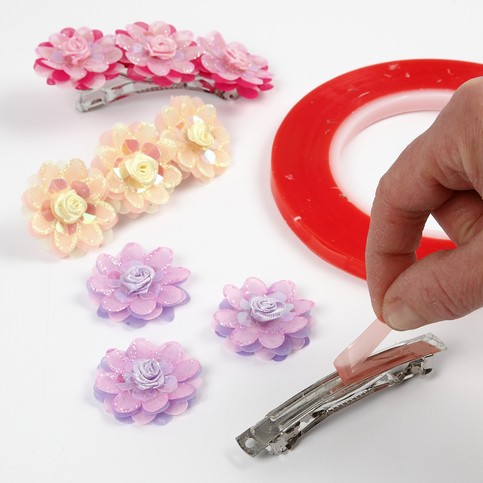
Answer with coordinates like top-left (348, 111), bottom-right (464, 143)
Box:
top-left (52, 189), bottom-right (87, 224)
top-left (122, 152), bottom-right (159, 187)
top-left (187, 116), bottom-right (215, 148)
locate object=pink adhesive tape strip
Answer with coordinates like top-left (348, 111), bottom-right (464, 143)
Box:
top-left (333, 319), bottom-right (392, 384)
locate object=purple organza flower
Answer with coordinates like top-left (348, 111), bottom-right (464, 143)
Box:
top-left (196, 31), bottom-right (273, 98)
top-left (34, 27), bottom-right (123, 90)
top-left (94, 338), bottom-right (202, 425)
top-left (116, 21), bottom-right (202, 86)
top-left (213, 277), bottom-right (314, 361)
top-left (87, 242), bottom-right (190, 326)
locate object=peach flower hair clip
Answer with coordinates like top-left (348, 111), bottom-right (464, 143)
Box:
top-left (23, 96), bottom-right (230, 257)
top-left (34, 21), bottom-right (274, 111)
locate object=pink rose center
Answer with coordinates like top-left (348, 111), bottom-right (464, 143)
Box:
top-left (223, 46), bottom-right (250, 71)
top-left (64, 35), bottom-right (91, 64)
top-left (146, 35), bottom-right (177, 60)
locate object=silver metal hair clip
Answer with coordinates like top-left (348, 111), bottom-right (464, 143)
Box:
top-left (236, 333), bottom-right (446, 457)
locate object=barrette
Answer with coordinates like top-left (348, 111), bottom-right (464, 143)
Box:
top-left (22, 95), bottom-right (230, 257)
top-left (236, 332), bottom-right (446, 456)
top-left (213, 277), bottom-right (315, 361)
top-left (87, 242), bottom-right (190, 326)
top-left (94, 338), bottom-right (202, 425)
top-left (34, 22), bottom-right (273, 112)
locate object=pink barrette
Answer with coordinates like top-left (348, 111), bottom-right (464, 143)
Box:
top-left (34, 21), bottom-right (273, 111)
top-left (213, 277), bottom-right (315, 361)
top-left (23, 96), bottom-right (230, 257)
top-left (87, 242), bottom-right (190, 326)
top-left (94, 338), bottom-right (202, 424)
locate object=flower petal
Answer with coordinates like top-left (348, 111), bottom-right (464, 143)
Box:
top-left (292, 299), bottom-right (315, 315)
top-left (131, 410), bottom-right (156, 424)
top-left (120, 242), bottom-right (145, 263)
top-left (63, 158), bottom-right (88, 184)
top-left (104, 349), bottom-right (127, 373)
top-left (39, 163), bottom-right (61, 185)
top-left (113, 391), bottom-right (141, 415)
top-left (214, 309), bottom-right (238, 328)
top-left (101, 295), bottom-right (129, 313)
top-left (142, 391), bottom-right (169, 413)
top-left (269, 280), bottom-right (296, 300)
top-left (30, 212), bottom-right (55, 235)
top-left (144, 184), bottom-right (169, 205)
top-left (230, 327), bottom-right (259, 346)
top-left (24, 185), bottom-right (48, 210)
top-left (77, 222), bottom-right (104, 248)
top-left (168, 383), bottom-right (195, 401)
top-left (53, 230), bottom-right (78, 255)
top-left (127, 338), bottom-right (157, 360)
top-left (94, 201), bottom-right (117, 227)
top-left (155, 341), bottom-right (183, 364)
top-left (281, 316), bottom-right (309, 334)
top-left (157, 285), bottom-right (186, 306)
top-left (129, 296), bottom-right (157, 316)
top-left (96, 253), bottom-right (120, 274)
top-left (223, 284), bottom-right (243, 309)
top-left (242, 277), bottom-right (267, 298)
top-left (145, 246), bottom-right (172, 269)
top-left (171, 360), bottom-right (201, 382)
top-left (95, 372), bottom-right (120, 394)
top-left (163, 400), bottom-right (188, 416)
top-left (258, 331), bottom-right (285, 349)
top-left (160, 267), bottom-right (190, 284)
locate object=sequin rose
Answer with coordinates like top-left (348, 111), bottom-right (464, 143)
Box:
top-left (92, 122), bottom-right (182, 216)
top-left (116, 21), bottom-right (202, 86)
top-left (197, 31), bottom-right (273, 98)
top-left (94, 338), bottom-right (202, 424)
top-left (213, 277), bottom-right (314, 361)
top-left (22, 159), bottom-right (117, 257)
top-left (34, 27), bottom-right (123, 90)
top-left (87, 242), bottom-right (190, 326)
top-left (155, 96), bottom-right (230, 182)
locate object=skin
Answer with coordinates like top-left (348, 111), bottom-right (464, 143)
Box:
top-left (366, 77), bottom-right (483, 330)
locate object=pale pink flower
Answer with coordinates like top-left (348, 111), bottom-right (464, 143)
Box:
top-left (116, 21), bottom-right (202, 86)
top-left (22, 159), bottom-right (117, 257)
top-left (95, 338), bottom-right (202, 424)
top-left (155, 96), bottom-right (230, 182)
top-left (34, 27), bottom-right (123, 90)
top-left (197, 31), bottom-right (273, 98)
top-left (213, 277), bottom-right (314, 361)
top-left (92, 122), bottom-right (182, 216)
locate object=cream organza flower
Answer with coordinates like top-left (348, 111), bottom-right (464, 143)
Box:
top-left (155, 96), bottom-right (230, 182)
top-left (22, 159), bottom-right (117, 257)
top-left (92, 122), bottom-right (182, 216)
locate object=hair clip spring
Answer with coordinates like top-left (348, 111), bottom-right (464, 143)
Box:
top-left (236, 333), bottom-right (446, 457)
top-left (34, 22), bottom-right (273, 111)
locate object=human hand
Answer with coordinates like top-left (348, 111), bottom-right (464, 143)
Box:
top-left (366, 78), bottom-right (483, 330)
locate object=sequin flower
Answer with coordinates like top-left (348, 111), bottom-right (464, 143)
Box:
top-left (92, 122), bottom-right (182, 216)
top-left (197, 31), bottom-right (273, 98)
top-left (22, 159), bottom-right (117, 257)
top-left (213, 277), bottom-right (314, 361)
top-left (155, 96), bottom-right (230, 182)
top-left (87, 242), bottom-right (190, 326)
top-left (116, 21), bottom-right (202, 86)
top-left (94, 338), bottom-right (202, 424)
top-left (34, 27), bottom-right (123, 90)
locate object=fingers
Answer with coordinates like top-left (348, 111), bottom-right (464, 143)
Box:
top-left (366, 78), bottom-right (483, 328)
top-left (381, 231), bottom-right (483, 330)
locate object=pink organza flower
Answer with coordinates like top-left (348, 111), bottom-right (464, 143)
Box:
top-left (213, 277), bottom-right (314, 361)
top-left (155, 96), bottom-right (230, 182)
top-left (91, 122), bottom-right (182, 216)
top-left (197, 31), bottom-right (273, 98)
top-left (94, 338), bottom-right (202, 425)
top-left (22, 159), bottom-right (117, 257)
top-left (34, 27), bottom-right (123, 90)
top-left (116, 21), bottom-right (202, 86)
top-left (87, 242), bottom-right (190, 326)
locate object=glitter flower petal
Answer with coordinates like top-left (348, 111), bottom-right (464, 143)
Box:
top-left (34, 27), bottom-right (123, 90)
top-left (95, 338), bottom-right (202, 424)
top-left (23, 160), bottom-right (118, 257)
top-left (213, 277), bottom-right (314, 361)
top-left (88, 243), bottom-right (190, 326)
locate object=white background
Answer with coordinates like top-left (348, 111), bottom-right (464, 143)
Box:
top-left (1, 1), bottom-right (482, 482)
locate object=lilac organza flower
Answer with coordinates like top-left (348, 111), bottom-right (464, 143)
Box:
top-left (116, 21), bottom-right (202, 86)
top-left (213, 277), bottom-right (314, 361)
top-left (87, 242), bottom-right (190, 326)
top-left (94, 338), bottom-right (202, 425)
top-left (196, 31), bottom-right (273, 98)
top-left (34, 27), bottom-right (123, 90)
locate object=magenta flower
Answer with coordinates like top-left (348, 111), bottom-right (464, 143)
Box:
top-left (213, 277), bottom-right (314, 361)
top-left (94, 338), bottom-right (202, 425)
top-left (87, 242), bottom-right (190, 326)
top-left (116, 21), bottom-right (202, 86)
top-left (197, 31), bottom-right (273, 98)
top-left (34, 27), bottom-right (123, 90)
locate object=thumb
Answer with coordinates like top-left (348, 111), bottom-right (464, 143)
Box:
top-left (381, 233), bottom-right (483, 330)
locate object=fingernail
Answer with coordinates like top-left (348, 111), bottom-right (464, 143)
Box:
top-left (384, 299), bottom-right (422, 330)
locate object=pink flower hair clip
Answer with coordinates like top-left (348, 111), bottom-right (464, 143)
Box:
top-left (94, 338), bottom-right (202, 424)
top-left (213, 277), bottom-right (315, 361)
top-left (87, 242), bottom-right (190, 326)
top-left (34, 21), bottom-right (274, 112)
top-left (22, 96), bottom-right (230, 257)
